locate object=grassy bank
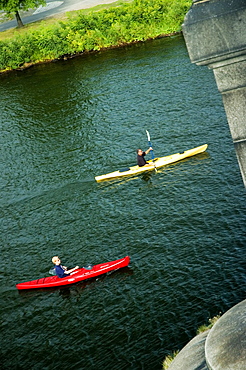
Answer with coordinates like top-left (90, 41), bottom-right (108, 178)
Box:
top-left (0, 0), bottom-right (192, 73)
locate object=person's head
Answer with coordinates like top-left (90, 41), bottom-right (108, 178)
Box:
top-left (137, 149), bottom-right (143, 155)
top-left (52, 256), bottom-right (61, 265)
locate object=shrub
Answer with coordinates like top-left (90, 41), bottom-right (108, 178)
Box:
top-left (0, 0), bottom-right (192, 72)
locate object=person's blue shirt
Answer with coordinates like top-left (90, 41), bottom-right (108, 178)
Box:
top-left (55, 265), bottom-right (69, 278)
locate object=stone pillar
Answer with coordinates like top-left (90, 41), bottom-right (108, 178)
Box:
top-left (182, 0), bottom-right (246, 187)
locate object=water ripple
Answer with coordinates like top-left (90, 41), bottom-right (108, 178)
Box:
top-left (0, 36), bottom-right (245, 370)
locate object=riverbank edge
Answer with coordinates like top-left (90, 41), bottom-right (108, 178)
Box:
top-left (0, 30), bottom-right (181, 75)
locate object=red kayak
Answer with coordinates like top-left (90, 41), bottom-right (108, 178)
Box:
top-left (16, 256), bottom-right (130, 290)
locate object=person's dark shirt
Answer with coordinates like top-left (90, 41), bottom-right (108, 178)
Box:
top-left (137, 152), bottom-right (147, 167)
top-left (55, 265), bottom-right (69, 278)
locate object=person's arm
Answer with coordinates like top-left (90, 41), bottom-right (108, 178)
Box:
top-left (145, 147), bottom-right (153, 155)
top-left (64, 266), bottom-right (79, 274)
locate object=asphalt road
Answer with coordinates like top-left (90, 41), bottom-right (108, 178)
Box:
top-left (0, 0), bottom-right (115, 32)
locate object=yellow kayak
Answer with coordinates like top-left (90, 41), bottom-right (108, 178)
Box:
top-left (95, 144), bottom-right (208, 182)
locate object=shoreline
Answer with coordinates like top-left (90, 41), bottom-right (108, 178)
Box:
top-left (0, 31), bottom-right (181, 75)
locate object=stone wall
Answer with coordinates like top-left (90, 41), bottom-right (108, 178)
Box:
top-left (182, 0), bottom-right (246, 187)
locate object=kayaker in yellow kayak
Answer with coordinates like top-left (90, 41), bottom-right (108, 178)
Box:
top-left (137, 147), bottom-right (153, 167)
top-left (52, 256), bottom-right (79, 278)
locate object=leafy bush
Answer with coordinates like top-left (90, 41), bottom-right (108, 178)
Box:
top-left (0, 0), bottom-right (192, 72)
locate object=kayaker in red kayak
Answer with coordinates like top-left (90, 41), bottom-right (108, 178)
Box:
top-left (136, 147), bottom-right (153, 167)
top-left (52, 256), bottom-right (79, 278)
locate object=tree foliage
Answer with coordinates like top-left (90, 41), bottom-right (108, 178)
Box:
top-left (0, 0), bottom-right (45, 26)
top-left (0, 0), bottom-right (45, 12)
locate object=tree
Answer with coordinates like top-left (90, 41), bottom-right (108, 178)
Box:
top-left (0, 0), bottom-right (46, 27)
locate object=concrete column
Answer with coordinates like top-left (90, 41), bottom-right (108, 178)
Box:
top-left (182, 0), bottom-right (246, 187)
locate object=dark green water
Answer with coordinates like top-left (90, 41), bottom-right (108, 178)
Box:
top-left (0, 35), bottom-right (245, 369)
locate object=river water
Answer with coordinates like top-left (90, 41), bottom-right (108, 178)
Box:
top-left (0, 35), bottom-right (245, 369)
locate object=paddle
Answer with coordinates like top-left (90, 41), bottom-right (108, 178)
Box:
top-left (146, 130), bottom-right (155, 160)
top-left (146, 130), bottom-right (157, 172)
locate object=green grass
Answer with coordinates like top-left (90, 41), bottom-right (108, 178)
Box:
top-left (162, 350), bottom-right (179, 369)
top-left (197, 314), bottom-right (221, 334)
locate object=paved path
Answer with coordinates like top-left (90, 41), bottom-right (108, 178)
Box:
top-left (0, 0), bottom-right (116, 32)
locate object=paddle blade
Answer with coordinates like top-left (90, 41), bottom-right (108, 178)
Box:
top-left (146, 130), bottom-right (154, 159)
top-left (146, 130), bottom-right (151, 142)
